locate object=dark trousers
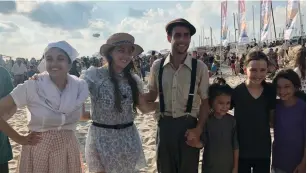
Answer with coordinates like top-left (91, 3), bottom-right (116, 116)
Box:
top-left (0, 162), bottom-right (9, 173)
top-left (238, 158), bottom-right (270, 173)
top-left (156, 116), bottom-right (200, 173)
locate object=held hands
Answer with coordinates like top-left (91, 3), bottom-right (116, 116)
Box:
top-left (232, 168), bottom-right (238, 173)
top-left (15, 132), bottom-right (41, 146)
top-left (185, 127), bottom-right (203, 148)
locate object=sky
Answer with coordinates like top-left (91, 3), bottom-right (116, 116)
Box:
top-left (0, 0), bottom-right (306, 59)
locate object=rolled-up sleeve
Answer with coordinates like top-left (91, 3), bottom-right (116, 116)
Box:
top-left (10, 81), bottom-right (32, 108)
top-left (80, 69), bottom-right (96, 96)
top-left (197, 62), bottom-right (209, 100)
top-left (148, 61), bottom-right (159, 92)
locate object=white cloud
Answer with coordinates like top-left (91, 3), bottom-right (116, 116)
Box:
top-left (0, 0), bottom-right (306, 59)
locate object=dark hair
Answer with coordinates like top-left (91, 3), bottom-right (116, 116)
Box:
top-left (273, 69), bottom-right (301, 90)
top-left (295, 47), bottom-right (306, 78)
top-left (244, 50), bottom-right (269, 67)
top-left (167, 23), bottom-right (192, 36)
top-left (106, 49), bottom-right (139, 112)
top-left (213, 77), bottom-right (226, 85)
top-left (208, 80), bottom-right (233, 108)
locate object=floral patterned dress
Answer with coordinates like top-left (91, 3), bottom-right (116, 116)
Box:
top-left (82, 67), bottom-right (146, 173)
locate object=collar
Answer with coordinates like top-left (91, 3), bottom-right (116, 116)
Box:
top-left (163, 53), bottom-right (193, 70)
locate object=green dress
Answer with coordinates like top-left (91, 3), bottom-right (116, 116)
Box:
top-left (0, 66), bottom-right (13, 164)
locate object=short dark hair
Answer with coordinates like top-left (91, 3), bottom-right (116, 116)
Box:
top-left (167, 23), bottom-right (192, 36)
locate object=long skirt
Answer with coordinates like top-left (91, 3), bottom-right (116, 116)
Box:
top-left (16, 130), bottom-right (84, 173)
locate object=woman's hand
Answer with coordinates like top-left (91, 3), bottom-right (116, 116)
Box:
top-left (15, 132), bottom-right (41, 145)
top-left (137, 94), bottom-right (157, 114)
top-left (28, 74), bottom-right (40, 80)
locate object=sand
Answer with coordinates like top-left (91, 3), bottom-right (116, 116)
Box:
top-left (7, 65), bottom-right (271, 173)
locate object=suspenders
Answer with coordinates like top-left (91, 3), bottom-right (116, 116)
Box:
top-left (158, 58), bottom-right (198, 115)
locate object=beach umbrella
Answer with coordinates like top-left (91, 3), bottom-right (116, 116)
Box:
top-left (93, 33), bottom-right (100, 38)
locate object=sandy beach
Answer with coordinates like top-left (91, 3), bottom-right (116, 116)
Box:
top-left (7, 65), bottom-right (272, 173)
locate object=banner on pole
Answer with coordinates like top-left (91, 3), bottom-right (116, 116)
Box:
top-left (238, 0), bottom-right (249, 44)
top-left (260, 0), bottom-right (272, 41)
top-left (284, 0), bottom-right (299, 40)
top-left (221, 1), bottom-right (228, 46)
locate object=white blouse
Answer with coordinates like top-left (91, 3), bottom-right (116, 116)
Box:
top-left (10, 77), bottom-right (89, 132)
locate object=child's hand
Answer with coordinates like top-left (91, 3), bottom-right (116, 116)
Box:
top-left (232, 168), bottom-right (238, 173)
top-left (186, 138), bottom-right (203, 149)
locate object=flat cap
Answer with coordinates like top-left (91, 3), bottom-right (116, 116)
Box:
top-left (165, 18), bottom-right (196, 36)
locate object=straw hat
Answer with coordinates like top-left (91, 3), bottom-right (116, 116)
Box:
top-left (100, 33), bottom-right (143, 56)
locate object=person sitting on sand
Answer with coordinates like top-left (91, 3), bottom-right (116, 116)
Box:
top-left (0, 41), bottom-right (89, 173)
top-left (81, 33), bottom-right (157, 173)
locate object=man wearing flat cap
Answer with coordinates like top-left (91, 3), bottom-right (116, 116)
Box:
top-left (145, 18), bottom-right (210, 173)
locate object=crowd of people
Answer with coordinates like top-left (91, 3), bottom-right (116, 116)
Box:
top-left (0, 18), bottom-right (306, 173)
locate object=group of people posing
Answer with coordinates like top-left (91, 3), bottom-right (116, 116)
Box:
top-left (0, 18), bottom-right (306, 173)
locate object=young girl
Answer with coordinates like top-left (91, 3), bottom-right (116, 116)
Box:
top-left (188, 80), bottom-right (239, 173)
top-left (271, 69), bottom-right (306, 173)
top-left (82, 33), bottom-right (156, 173)
top-left (232, 50), bottom-right (276, 173)
top-left (0, 41), bottom-right (89, 173)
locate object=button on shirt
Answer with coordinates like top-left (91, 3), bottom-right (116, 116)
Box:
top-left (148, 55), bottom-right (209, 118)
top-left (10, 80), bottom-right (88, 132)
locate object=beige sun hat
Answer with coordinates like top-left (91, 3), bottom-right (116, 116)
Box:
top-left (100, 33), bottom-right (144, 56)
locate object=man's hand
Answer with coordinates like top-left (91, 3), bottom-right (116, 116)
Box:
top-left (185, 127), bottom-right (202, 148)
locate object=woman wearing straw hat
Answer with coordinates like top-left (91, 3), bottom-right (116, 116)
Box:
top-left (82, 33), bottom-right (157, 173)
top-left (0, 41), bottom-right (89, 173)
